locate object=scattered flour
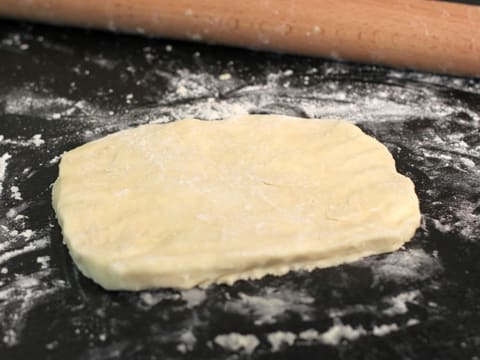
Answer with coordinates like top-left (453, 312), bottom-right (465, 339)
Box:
top-left (0, 271), bottom-right (66, 346)
top-left (2, 91), bottom-right (101, 121)
top-left (298, 323), bottom-right (367, 345)
top-left (214, 333), bottom-right (260, 354)
top-left (180, 288), bottom-right (207, 308)
top-left (0, 134), bottom-right (44, 148)
top-left (407, 318), bottom-right (420, 326)
top-left (3, 91), bottom-right (74, 116)
top-left (49, 155), bottom-right (61, 164)
top-left (36, 255), bottom-right (51, 269)
top-left (10, 186), bottom-right (22, 200)
top-left (267, 331), bottom-right (297, 351)
top-left (30, 134), bottom-right (45, 146)
top-left (139, 291), bottom-right (181, 308)
top-left (372, 323), bottom-right (399, 336)
top-left (224, 287), bottom-right (314, 325)
top-left (383, 290), bottom-right (420, 316)
top-left (319, 321), bottom-right (367, 345)
top-left (0, 153), bottom-right (12, 195)
top-left (359, 248), bottom-right (442, 284)
top-left (329, 289), bottom-right (421, 318)
top-left (299, 329), bottom-right (321, 341)
top-left (290, 319), bottom-right (407, 347)
top-left (0, 236), bottom-right (49, 265)
top-left (19, 229), bottom-right (34, 239)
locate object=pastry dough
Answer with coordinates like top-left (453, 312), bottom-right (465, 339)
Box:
top-left (52, 115), bottom-right (420, 290)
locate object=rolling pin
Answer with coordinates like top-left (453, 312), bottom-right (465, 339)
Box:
top-left (1, 0), bottom-right (479, 77)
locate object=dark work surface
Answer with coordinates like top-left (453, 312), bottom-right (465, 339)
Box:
top-left (0, 20), bottom-right (479, 360)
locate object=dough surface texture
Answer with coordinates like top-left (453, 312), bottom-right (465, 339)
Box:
top-left (52, 115), bottom-right (420, 290)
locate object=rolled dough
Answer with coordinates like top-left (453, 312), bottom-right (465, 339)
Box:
top-left (52, 115), bottom-right (420, 290)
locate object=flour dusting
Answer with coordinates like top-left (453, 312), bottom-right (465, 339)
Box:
top-left (267, 331), bottom-right (297, 351)
top-left (139, 291), bottom-right (181, 308)
top-left (383, 290), bottom-right (420, 316)
top-left (224, 287), bottom-right (314, 325)
top-left (372, 323), bottom-right (399, 336)
top-left (10, 186), bottom-right (22, 200)
top-left (0, 153), bottom-right (11, 195)
top-left (311, 320), bottom-right (367, 346)
top-left (180, 288), bottom-right (207, 308)
top-left (214, 333), bottom-right (259, 354)
top-left (0, 236), bottom-right (49, 265)
top-left (0, 270), bottom-right (66, 346)
top-left (358, 248), bottom-right (442, 284)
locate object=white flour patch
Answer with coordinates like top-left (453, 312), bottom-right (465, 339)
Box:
top-left (267, 331), bottom-right (297, 351)
top-left (49, 155), bottom-right (61, 164)
top-left (180, 288), bottom-right (207, 308)
top-left (30, 134), bottom-right (45, 146)
top-left (10, 186), bottom-right (22, 200)
top-left (383, 290), bottom-right (420, 316)
top-left (214, 333), bottom-right (260, 354)
top-left (0, 153), bottom-right (12, 195)
top-left (224, 287), bottom-right (314, 325)
top-left (328, 303), bottom-right (376, 318)
top-left (407, 318), bottom-right (420, 326)
top-left (36, 255), bottom-right (51, 269)
top-left (0, 134), bottom-right (45, 147)
top-left (1, 90), bottom-right (103, 123)
top-left (285, 319), bottom-right (407, 349)
top-left (299, 329), bottom-right (321, 341)
top-left (372, 323), bottom-right (399, 336)
top-left (19, 229), bottom-right (34, 239)
top-left (298, 322), bottom-right (368, 345)
top-left (319, 321), bottom-right (367, 345)
top-left (3, 90), bottom-right (75, 116)
top-left (358, 248), bottom-right (442, 284)
top-left (139, 291), bottom-right (181, 308)
top-left (329, 289), bottom-right (421, 318)
top-left (0, 236), bottom-right (49, 265)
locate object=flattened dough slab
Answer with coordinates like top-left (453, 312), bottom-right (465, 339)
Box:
top-left (52, 115), bottom-right (420, 290)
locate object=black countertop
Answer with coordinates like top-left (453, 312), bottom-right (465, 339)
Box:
top-left (0, 20), bottom-right (479, 360)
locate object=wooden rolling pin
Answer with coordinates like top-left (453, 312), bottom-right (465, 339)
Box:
top-left (1, 0), bottom-right (479, 76)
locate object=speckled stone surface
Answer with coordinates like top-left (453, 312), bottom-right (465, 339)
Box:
top-left (0, 20), bottom-right (479, 360)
